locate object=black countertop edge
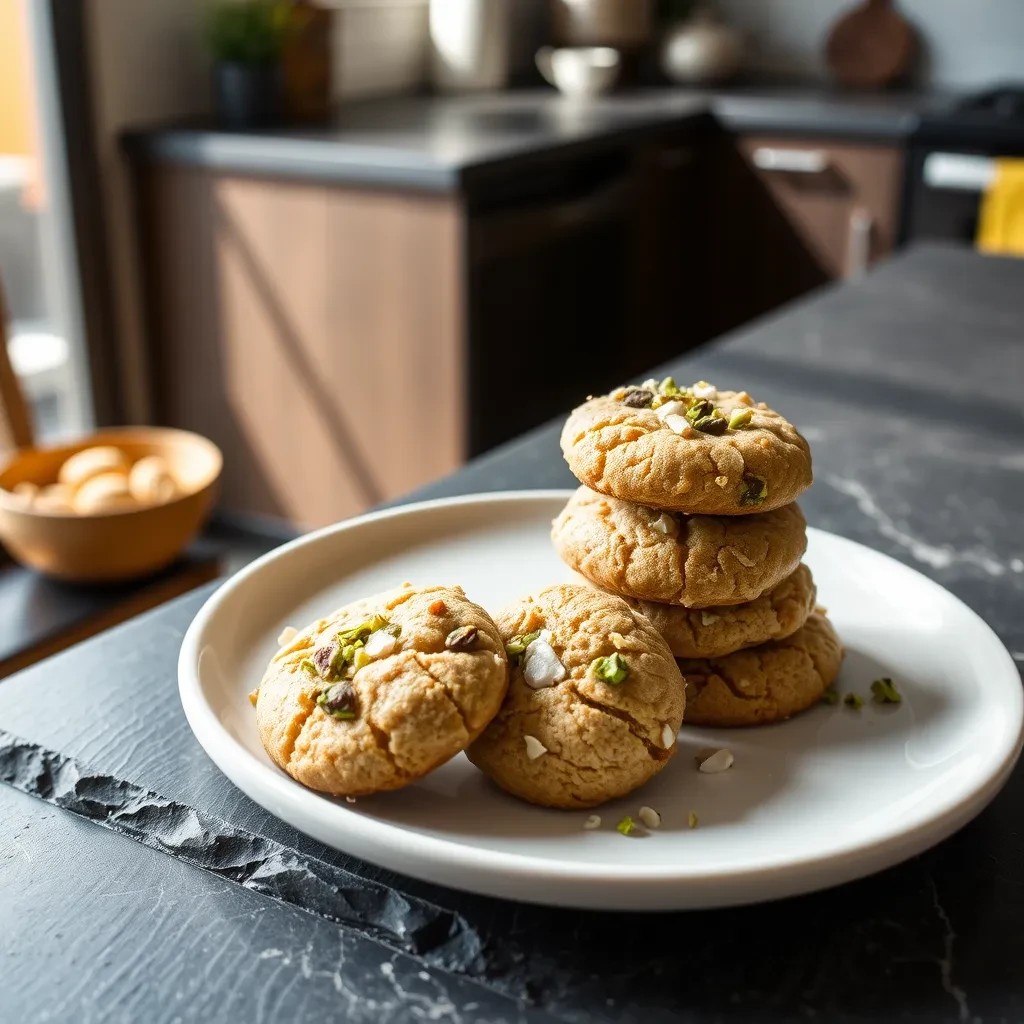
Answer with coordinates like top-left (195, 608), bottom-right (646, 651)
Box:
top-left (121, 87), bottom-right (946, 194)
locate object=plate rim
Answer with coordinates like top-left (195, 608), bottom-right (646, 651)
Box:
top-left (178, 489), bottom-right (1024, 906)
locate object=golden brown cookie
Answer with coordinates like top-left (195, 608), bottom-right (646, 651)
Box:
top-left (560, 380), bottom-right (812, 515)
top-left (551, 486), bottom-right (807, 607)
top-left (677, 612), bottom-right (843, 727)
top-left (255, 584), bottom-right (507, 797)
top-left (466, 583), bottom-right (685, 809)
top-left (629, 563), bottom-right (816, 659)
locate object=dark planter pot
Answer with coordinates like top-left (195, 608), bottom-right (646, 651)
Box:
top-left (213, 62), bottom-right (281, 129)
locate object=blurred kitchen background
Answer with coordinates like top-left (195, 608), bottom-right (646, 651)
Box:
top-left (3, 0), bottom-right (1024, 536)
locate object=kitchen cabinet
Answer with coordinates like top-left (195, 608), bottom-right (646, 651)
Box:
top-left (702, 134), bottom-right (904, 339)
top-left (138, 168), bottom-right (465, 529)
top-left (134, 134), bottom-right (707, 528)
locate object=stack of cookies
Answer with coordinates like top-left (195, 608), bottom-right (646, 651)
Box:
top-left (553, 378), bottom-right (843, 727)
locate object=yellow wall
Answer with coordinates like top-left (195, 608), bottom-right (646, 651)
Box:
top-left (0, 0), bottom-right (34, 156)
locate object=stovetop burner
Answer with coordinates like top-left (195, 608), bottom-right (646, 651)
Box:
top-left (955, 86), bottom-right (1024, 120)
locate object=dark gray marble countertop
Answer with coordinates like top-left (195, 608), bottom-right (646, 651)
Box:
top-left (2, 245), bottom-right (1023, 1023)
top-left (122, 85), bottom-right (952, 192)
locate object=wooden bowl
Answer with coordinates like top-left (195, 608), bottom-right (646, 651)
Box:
top-left (0, 427), bottom-right (222, 583)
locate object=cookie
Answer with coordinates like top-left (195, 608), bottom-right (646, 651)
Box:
top-left (677, 612), bottom-right (843, 727)
top-left (629, 563), bottom-right (816, 659)
top-left (255, 584), bottom-right (507, 797)
top-left (551, 486), bottom-right (807, 607)
top-left (560, 380), bottom-right (812, 515)
top-left (466, 584), bottom-right (685, 809)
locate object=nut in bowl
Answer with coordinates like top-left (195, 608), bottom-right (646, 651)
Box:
top-left (0, 427), bottom-right (222, 582)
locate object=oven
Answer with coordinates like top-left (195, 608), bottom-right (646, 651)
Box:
top-left (901, 87), bottom-right (1024, 245)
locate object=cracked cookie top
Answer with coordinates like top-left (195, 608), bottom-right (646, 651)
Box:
top-left (628, 563), bottom-right (817, 659)
top-left (466, 584), bottom-right (686, 809)
top-left (560, 381), bottom-right (812, 515)
top-left (552, 486), bottom-right (807, 607)
top-left (255, 584), bottom-right (508, 797)
top-left (677, 611), bottom-right (843, 727)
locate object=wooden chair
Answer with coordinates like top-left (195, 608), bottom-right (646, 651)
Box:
top-left (0, 274), bottom-right (35, 452)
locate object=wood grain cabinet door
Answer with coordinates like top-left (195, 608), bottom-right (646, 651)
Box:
top-left (142, 166), bottom-right (465, 529)
top-left (736, 136), bottom-right (905, 279)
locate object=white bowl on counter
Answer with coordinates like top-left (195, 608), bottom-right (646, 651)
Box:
top-left (536, 46), bottom-right (621, 99)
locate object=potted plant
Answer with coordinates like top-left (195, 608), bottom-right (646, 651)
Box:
top-left (205, 0), bottom-right (289, 128)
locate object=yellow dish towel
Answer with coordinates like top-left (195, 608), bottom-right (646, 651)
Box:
top-left (977, 158), bottom-right (1024, 256)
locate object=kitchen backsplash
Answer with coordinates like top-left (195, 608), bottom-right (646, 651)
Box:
top-left (714, 0), bottom-right (1024, 89)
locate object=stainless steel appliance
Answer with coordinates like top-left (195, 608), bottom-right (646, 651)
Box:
top-left (902, 86), bottom-right (1024, 244)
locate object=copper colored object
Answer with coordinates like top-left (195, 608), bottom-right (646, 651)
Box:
top-left (825, 0), bottom-right (916, 90)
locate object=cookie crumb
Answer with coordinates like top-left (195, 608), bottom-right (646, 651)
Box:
top-left (714, 475), bottom-right (729, 489)
top-left (698, 748), bottom-right (734, 774)
top-left (688, 810), bottom-right (699, 829)
top-left (700, 611), bottom-right (720, 626)
top-left (524, 735), bottom-right (548, 759)
top-left (428, 599), bottom-right (447, 616)
top-left (345, 796), bottom-right (357, 804)
top-left (583, 814), bottom-right (601, 830)
top-left (729, 547), bottom-right (756, 568)
top-left (661, 723), bottom-right (676, 749)
top-left (248, 688), bottom-right (259, 707)
top-left (638, 806), bottom-right (661, 829)
top-left (277, 626), bottom-right (298, 647)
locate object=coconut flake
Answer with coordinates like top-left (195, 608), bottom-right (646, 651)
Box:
top-left (661, 723), bottom-right (676, 748)
top-left (522, 640), bottom-right (567, 689)
top-left (654, 399), bottom-right (687, 422)
top-left (664, 414), bottom-right (689, 435)
top-left (363, 630), bottom-right (399, 658)
top-left (651, 512), bottom-right (677, 536)
top-left (524, 735), bottom-right (548, 759)
top-left (641, 378), bottom-right (659, 392)
top-left (277, 626), bottom-right (299, 647)
top-left (692, 382), bottom-right (718, 399)
top-left (698, 748), bottom-right (735, 774)
top-left (583, 814), bottom-right (601, 830)
top-left (638, 806), bottom-right (661, 829)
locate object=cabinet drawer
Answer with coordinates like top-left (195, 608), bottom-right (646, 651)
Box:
top-left (737, 136), bottom-right (904, 278)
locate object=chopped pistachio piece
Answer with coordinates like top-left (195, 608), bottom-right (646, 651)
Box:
top-left (351, 648), bottom-right (372, 672)
top-left (660, 376), bottom-right (682, 396)
top-left (692, 413), bottom-right (727, 436)
top-left (685, 399), bottom-right (715, 424)
top-left (299, 659), bottom-right (318, 679)
top-left (616, 815), bottom-right (637, 837)
top-left (622, 388), bottom-right (654, 409)
top-left (591, 652), bottom-right (629, 685)
top-left (728, 408), bottom-right (754, 430)
top-left (738, 473), bottom-right (768, 507)
top-left (871, 677), bottom-right (902, 704)
top-left (688, 810), bottom-right (699, 829)
top-left (384, 623), bottom-right (402, 638)
top-left (821, 687), bottom-right (840, 706)
top-left (336, 614), bottom-right (389, 646)
top-left (505, 629), bottom-right (541, 662)
top-left (317, 681), bottom-right (359, 720)
top-left (843, 692), bottom-right (864, 710)
top-left (445, 625), bottom-right (479, 651)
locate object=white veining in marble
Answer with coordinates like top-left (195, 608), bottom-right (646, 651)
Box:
top-left (826, 476), bottom-right (1021, 578)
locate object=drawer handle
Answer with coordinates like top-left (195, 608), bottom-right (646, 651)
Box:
top-left (752, 147), bottom-right (829, 174)
top-left (846, 207), bottom-right (873, 279)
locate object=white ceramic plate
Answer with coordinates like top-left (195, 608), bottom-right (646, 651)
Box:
top-left (179, 491), bottom-right (1023, 910)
